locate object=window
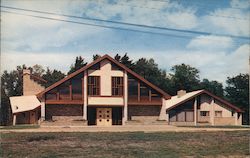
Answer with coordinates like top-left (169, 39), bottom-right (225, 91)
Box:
top-left (112, 77), bottom-right (123, 96)
top-left (128, 78), bottom-right (138, 96)
top-left (89, 63), bottom-right (100, 70)
top-left (88, 76), bottom-right (100, 96)
top-left (58, 81), bottom-right (70, 100)
top-left (111, 63), bottom-right (122, 70)
top-left (200, 111), bottom-right (209, 116)
top-left (140, 83), bottom-right (149, 96)
top-left (215, 111), bottom-right (222, 117)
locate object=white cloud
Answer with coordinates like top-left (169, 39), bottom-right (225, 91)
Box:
top-left (230, 0), bottom-right (250, 9)
top-left (199, 7), bottom-right (250, 37)
top-left (187, 35), bottom-right (233, 51)
top-left (0, 51), bottom-right (93, 74)
top-left (127, 44), bottom-right (249, 85)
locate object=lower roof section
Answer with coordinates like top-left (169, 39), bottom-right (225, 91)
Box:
top-left (10, 95), bottom-right (41, 114)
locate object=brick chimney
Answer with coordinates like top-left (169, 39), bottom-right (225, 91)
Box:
top-left (177, 90), bottom-right (186, 98)
top-left (23, 69), bottom-right (45, 96)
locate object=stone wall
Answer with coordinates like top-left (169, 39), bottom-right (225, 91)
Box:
top-left (23, 69), bottom-right (45, 95)
top-left (214, 117), bottom-right (235, 125)
top-left (45, 104), bottom-right (83, 120)
top-left (128, 105), bottom-right (161, 124)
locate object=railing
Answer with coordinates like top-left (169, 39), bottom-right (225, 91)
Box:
top-left (46, 93), bottom-right (82, 101)
top-left (128, 95), bottom-right (162, 105)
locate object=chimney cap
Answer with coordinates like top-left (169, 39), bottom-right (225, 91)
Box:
top-left (23, 69), bottom-right (31, 75)
top-left (177, 90), bottom-right (186, 98)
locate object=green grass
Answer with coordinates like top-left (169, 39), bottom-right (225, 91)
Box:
top-left (1, 131), bottom-right (249, 158)
top-left (0, 125), bottom-right (40, 130)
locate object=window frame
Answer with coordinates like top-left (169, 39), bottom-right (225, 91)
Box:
top-left (200, 111), bottom-right (210, 117)
top-left (215, 111), bottom-right (222, 117)
top-left (112, 77), bottom-right (124, 96)
top-left (88, 76), bottom-right (100, 96)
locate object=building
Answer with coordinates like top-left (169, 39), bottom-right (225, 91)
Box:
top-left (9, 55), bottom-right (243, 126)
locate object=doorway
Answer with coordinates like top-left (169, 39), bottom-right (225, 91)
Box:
top-left (96, 108), bottom-right (112, 126)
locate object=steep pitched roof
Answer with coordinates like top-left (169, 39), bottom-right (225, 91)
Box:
top-left (165, 90), bottom-right (243, 112)
top-left (37, 54), bottom-right (171, 99)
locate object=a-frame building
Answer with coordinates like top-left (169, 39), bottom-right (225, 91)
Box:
top-left (36, 54), bottom-right (171, 125)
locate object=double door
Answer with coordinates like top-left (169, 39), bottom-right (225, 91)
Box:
top-left (96, 108), bottom-right (112, 126)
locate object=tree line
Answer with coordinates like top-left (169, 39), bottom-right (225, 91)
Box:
top-left (1, 53), bottom-right (249, 125)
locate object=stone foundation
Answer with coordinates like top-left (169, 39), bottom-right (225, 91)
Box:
top-left (214, 117), bottom-right (235, 125)
top-left (45, 104), bottom-right (83, 120)
top-left (127, 105), bottom-right (161, 124)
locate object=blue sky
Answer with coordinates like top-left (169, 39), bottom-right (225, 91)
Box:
top-left (1, 0), bottom-right (250, 84)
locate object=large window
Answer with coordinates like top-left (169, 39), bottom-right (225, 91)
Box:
top-left (88, 76), bottom-right (100, 96)
top-left (112, 77), bottom-right (123, 96)
top-left (58, 81), bottom-right (70, 100)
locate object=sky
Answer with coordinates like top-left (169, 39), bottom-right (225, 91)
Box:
top-left (1, 0), bottom-right (250, 85)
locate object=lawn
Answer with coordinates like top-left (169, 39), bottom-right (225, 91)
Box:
top-left (0, 125), bottom-right (40, 130)
top-left (0, 131), bottom-right (249, 158)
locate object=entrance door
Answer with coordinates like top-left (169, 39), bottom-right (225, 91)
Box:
top-left (29, 111), bottom-right (36, 124)
top-left (96, 108), bottom-right (112, 126)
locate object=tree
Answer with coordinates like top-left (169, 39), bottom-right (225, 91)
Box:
top-left (68, 56), bottom-right (87, 75)
top-left (114, 53), bottom-right (134, 69)
top-left (200, 79), bottom-right (224, 97)
top-left (169, 64), bottom-right (200, 94)
top-left (0, 65), bottom-right (26, 125)
top-left (93, 54), bottom-right (101, 61)
top-left (133, 58), bottom-right (173, 94)
top-left (42, 68), bottom-right (65, 87)
top-left (30, 64), bottom-right (45, 77)
top-left (225, 73), bottom-right (249, 125)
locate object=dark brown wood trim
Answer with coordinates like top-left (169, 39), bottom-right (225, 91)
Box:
top-left (37, 54), bottom-right (171, 99)
top-left (128, 102), bottom-right (162, 106)
top-left (138, 81), bottom-right (140, 102)
top-left (81, 77), bottom-right (84, 100)
top-left (46, 100), bottom-right (84, 105)
top-left (69, 80), bottom-right (72, 100)
top-left (88, 95), bottom-right (123, 98)
top-left (149, 89), bottom-right (152, 101)
top-left (56, 91), bottom-right (59, 100)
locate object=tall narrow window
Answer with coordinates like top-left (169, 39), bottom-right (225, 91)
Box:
top-left (88, 76), bottom-right (100, 96)
top-left (112, 77), bottom-right (123, 96)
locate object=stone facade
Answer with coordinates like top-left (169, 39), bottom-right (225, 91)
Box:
top-left (128, 105), bottom-right (161, 124)
top-left (23, 69), bottom-right (45, 96)
top-left (45, 104), bottom-right (83, 120)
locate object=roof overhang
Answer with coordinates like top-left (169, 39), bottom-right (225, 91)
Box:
top-left (10, 95), bottom-right (41, 114)
top-left (37, 54), bottom-right (171, 99)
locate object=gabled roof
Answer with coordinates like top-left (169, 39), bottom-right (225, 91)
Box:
top-left (165, 90), bottom-right (243, 112)
top-left (10, 95), bottom-right (41, 114)
top-left (37, 54), bottom-right (171, 99)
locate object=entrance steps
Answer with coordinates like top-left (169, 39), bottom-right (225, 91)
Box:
top-left (126, 120), bottom-right (168, 125)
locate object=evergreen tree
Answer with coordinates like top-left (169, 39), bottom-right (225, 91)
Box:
top-left (42, 68), bottom-right (65, 87)
top-left (68, 56), bottom-right (87, 75)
